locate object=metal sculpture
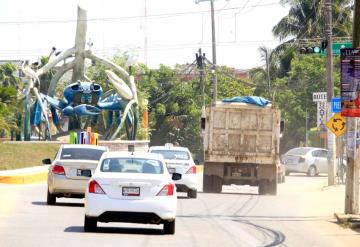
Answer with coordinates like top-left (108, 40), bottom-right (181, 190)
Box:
top-left (21, 6), bottom-right (138, 141)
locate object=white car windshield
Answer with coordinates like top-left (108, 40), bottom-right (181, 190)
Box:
top-left (286, 148), bottom-right (313, 156)
top-left (150, 150), bottom-right (190, 160)
top-left (100, 158), bottom-right (164, 174)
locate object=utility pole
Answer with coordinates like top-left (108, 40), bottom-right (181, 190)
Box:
top-left (196, 0), bottom-right (218, 103)
top-left (325, 0), bottom-right (336, 186)
top-left (210, 0), bottom-right (218, 103)
top-left (196, 48), bottom-right (206, 108)
top-left (345, 0), bottom-right (360, 214)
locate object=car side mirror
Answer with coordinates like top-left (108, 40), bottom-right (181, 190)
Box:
top-left (172, 173), bottom-right (182, 181)
top-left (194, 159), bottom-right (200, 165)
top-left (42, 158), bottom-right (52, 165)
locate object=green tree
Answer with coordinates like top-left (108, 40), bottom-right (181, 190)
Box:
top-left (0, 63), bottom-right (20, 87)
top-left (272, 54), bottom-right (340, 152)
top-left (273, 0), bottom-right (352, 40)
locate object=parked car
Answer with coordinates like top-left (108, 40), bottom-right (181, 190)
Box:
top-left (149, 144), bottom-right (198, 198)
top-left (84, 152), bottom-right (180, 234)
top-left (281, 147), bottom-right (346, 177)
top-left (43, 144), bottom-right (108, 205)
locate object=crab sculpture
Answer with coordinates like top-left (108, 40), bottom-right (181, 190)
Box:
top-left (22, 64), bottom-right (138, 141)
top-left (20, 7), bottom-right (140, 141)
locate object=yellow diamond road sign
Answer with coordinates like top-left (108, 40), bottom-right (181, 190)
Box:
top-left (326, 113), bottom-right (346, 137)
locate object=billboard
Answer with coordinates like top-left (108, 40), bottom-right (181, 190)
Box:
top-left (341, 48), bottom-right (360, 117)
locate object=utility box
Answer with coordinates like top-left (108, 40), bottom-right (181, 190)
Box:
top-left (202, 101), bottom-right (282, 195)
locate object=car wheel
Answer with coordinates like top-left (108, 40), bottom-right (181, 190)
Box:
top-left (84, 216), bottom-right (97, 232)
top-left (187, 189), bottom-right (197, 199)
top-left (47, 189), bottom-right (56, 205)
top-left (163, 220), bottom-right (175, 234)
top-left (307, 165), bottom-right (317, 177)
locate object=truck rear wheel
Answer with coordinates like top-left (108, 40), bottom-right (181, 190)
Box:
top-left (212, 175), bottom-right (223, 193)
top-left (203, 175), bottom-right (212, 193)
top-left (268, 180), bottom-right (277, 195)
top-left (258, 179), bottom-right (267, 195)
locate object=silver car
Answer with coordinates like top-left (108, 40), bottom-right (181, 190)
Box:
top-left (43, 144), bottom-right (108, 205)
top-left (281, 147), bottom-right (346, 177)
top-left (282, 147), bottom-right (329, 177)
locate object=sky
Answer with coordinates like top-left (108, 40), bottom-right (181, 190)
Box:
top-left (0, 0), bottom-right (289, 70)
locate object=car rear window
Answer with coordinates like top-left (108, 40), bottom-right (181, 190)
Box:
top-left (101, 158), bottom-right (164, 174)
top-left (60, 148), bottom-right (105, 161)
top-left (286, 148), bottom-right (312, 156)
top-left (150, 150), bottom-right (190, 160)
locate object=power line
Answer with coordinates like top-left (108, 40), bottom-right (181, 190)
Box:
top-left (0, 2), bottom-right (281, 25)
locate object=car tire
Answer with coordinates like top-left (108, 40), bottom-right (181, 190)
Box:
top-left (187, 189), bottom-right (197, 199)
top-left (47, 189), bottom-right (56, 205)
top-left (84, 216), bottom-right (97, 232)
top-left (163, 220), bottom-right (175, 234)
top-left (307, 165), bottom-right (317, 177)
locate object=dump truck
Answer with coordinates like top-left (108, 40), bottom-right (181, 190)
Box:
top-left (201, 101), bottom-right (283, 195)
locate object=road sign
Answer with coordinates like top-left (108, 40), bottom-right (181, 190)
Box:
top-left (317, 101), bottom-right (327, 129)
top-left (313, 92), bottom-right (327, 102)
top-left (321, 42), bottom-right (352, 56)
top-left (340, 48), bottom-right (360, 117)
top-left (331, 97), bottom-right (341, 113)
top-left (326, 113), bottom-right (346, 137)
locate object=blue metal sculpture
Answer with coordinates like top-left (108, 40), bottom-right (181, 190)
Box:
top-left (20, 6), bottom-right (139, 141)
top-left (22, 67), bottom-right (138, 140)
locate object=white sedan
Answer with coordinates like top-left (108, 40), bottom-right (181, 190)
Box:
top-left (149, 145), bottom-right (198, 198)
top-left (84, 152), bottom-right (180, 234)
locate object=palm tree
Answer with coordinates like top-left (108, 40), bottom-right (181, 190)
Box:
top-left (273, 0), bottom-right (352, 40)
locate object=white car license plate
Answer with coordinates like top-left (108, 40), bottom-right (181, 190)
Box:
top-left (122, 187), bottom-right (140, 196)
top-left (168, 167), bottom-right (176, 174)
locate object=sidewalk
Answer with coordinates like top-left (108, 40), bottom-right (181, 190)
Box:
top-left (0, 165), bottom-right (49, 184)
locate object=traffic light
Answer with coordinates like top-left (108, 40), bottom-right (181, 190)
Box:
top-left (299, 46), bottom-right (321, 54)
top-left (299, 40), bottom-right (327, 54)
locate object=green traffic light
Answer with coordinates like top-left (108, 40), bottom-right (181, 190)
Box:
top-left (314, 47), bottom-right (321, 53)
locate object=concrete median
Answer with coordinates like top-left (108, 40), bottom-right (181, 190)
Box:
top-left (0, 166), bottom-right (49, 184)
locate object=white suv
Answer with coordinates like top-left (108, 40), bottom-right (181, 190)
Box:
top-left (149, 145), bottom-right (198, 198)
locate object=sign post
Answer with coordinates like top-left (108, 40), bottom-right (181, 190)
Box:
top-left (341, 47), bottom-right (360, 214)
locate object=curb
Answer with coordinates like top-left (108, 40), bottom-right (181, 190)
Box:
top-left (334, 213), bottom-right (360, 229)
top-left (0, 166), bottom-right (49, 184)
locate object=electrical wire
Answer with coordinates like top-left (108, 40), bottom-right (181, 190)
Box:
top-left (0, 2), bottom-right (281, 25)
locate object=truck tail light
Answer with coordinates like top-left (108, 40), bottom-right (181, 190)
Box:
top-left (52, 164), bottom-right (65, 175)
top-left (186, 166), bottom-right (196, 174)
top-left (157, 183), bottom-right (174, 196)
top-left (88, 180), bottom-right (105, 194)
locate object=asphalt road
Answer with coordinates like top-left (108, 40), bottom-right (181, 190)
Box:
top-left (0, 174), bottom-right (359, 247)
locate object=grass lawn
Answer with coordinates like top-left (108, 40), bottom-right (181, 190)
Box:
top-left (0, 143), bottom-right (60, 170)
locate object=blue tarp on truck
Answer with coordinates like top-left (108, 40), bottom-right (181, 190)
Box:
top-left (222, 96), bottom-right (270, 107)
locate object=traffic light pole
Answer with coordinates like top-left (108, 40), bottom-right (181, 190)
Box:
top-left (325, 0), bottom-right (336, 186)
top-left (345, 0), bottom-right (360, 215)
